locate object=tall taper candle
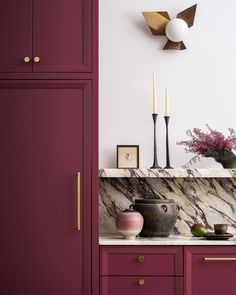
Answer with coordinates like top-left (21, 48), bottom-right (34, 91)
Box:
top-left (165, 87), bottom-right (170, 116)
top-left (153, 72), bottom-right (157, 113)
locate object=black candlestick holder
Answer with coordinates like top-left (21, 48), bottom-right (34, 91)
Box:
top-left (150, 113), bottom-right (162, 169)
top-left (164, 116), bottom-right (173, 169)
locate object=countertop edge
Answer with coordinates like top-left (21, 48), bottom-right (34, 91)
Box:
top-left (99, 235), bottom-right (236, 246)
top-left (99, 168), bottom-right (236, 178)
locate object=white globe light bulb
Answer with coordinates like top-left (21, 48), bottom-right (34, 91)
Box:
top-left (165, 18), bottom-right (189, 42)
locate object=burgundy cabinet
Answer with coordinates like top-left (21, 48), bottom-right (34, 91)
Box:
top-left (0, 80), bottom-right (93, 295)
top-left (33, 0), bottom-right (91, 72)
top-left (100, 246), bottom-right (183, 276)
top-left (100, 246), bottom-right (184, 295)
top-left (185, 246), bottom-right (236, 295)
top-left (100, 245), bottom-right (236, 295)
top-left (0, 0), bottom-right (32, 72)
top-left (0, 0), bottom-right (91, 73)
top-left (101, 276), bottom-right (182, 295)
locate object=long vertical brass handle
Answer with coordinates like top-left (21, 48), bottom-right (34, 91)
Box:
top-left (77, 172), bottom-right (80, 230)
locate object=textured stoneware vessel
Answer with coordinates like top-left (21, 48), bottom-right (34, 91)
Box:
top-left (205, 150), bottom-right (236, 168)
top-left (131, 199), bottom-right (179, 237)
top-left (115, 209), bottom-right (144, 240)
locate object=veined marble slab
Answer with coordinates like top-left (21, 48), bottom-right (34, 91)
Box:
top-left (100, 234), bottom-right (236, 246)
top-left (99, 177), bottom-right (236, 235)
top-left (99, 168), bottom-right (236, 178)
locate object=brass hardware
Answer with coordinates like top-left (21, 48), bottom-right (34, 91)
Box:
top-left (138, 256), bottom-right (145, 262)
top-left (138, 279), bottom-right (145, 286)
top-left (177, 4), bottom-right (197, 28)
top-left (142, 11), bottom-right (170, 35)
top-left (142, 4), bottom-right (197, 50)
top-left (33, 56), bottom-right (40, 63)
top-left (163, 41), bottom-right (186, 51)
top-left (23, 56), bottom-right (31, 63)
top-left (77, 172), bottom-right (80, 230)
top-left (204, 258), bottom-right (236, 261)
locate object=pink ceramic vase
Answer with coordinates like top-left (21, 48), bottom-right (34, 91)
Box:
top-left (115, 208), bottom-right (144, 240)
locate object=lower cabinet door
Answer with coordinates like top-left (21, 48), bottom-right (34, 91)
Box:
top-left (101, 276), bottom-right (183, 295)
top-left (0, 80), bottom-right (92, 295)
top-left (185, 246), bottom-right (236, 295)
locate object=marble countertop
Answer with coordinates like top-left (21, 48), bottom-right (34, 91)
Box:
top-left (99, 234), bottom-right (236, 246)
top-left (99, 168), bottom-right (236, 178)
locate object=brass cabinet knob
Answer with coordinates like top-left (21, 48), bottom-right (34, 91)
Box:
top-left (138, 256), bottom-right (144, 262)
top-left (23, 56), bottom-right (31, 63)
top-left (138, 279), bottom-right (145, 286)
top-left (33, 56), bottom-right (40, 63)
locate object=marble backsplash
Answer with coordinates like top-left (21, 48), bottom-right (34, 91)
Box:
top-left (99, 177), bottom-right (236, 235)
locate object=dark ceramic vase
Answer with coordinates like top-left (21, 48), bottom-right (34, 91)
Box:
top-left (219, 157), bottom-right (236, 168)
top-left (205, 149), bottom-right (236, 168)
top-left (130, 199), bottom-right (179, 237)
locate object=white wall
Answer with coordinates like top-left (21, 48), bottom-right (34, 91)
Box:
top-left (99, 0), bottom-right (236, 168)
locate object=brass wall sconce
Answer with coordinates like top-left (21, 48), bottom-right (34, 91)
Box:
top-left (142, 4), bottom-right (197, 50)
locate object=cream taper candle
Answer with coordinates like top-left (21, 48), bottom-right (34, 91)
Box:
top-left (165, 87), bottom-right (170, 116)
top-left (153, 72), bottom-right (157, 113)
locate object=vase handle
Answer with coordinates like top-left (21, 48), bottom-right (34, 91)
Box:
top-left (176, 203), bottom-right (181, 211)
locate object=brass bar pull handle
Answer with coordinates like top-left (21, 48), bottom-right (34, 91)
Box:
top-left (77, 172), bottom-right (80, 230)
top-left (204, 258), bottom-right (236, 261)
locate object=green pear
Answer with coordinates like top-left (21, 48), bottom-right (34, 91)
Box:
top-left (191, 224), bottom-right (208, 237)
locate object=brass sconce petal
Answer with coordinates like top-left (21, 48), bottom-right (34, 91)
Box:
top-left (142, 11), bottom-right (170, 35)
top-left (163, 40), bottom-right (186, 50)
top-left (177, 4), bottom-right (197, 28)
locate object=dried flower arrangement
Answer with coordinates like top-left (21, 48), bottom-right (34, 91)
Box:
top-left (177, 125), bottom-right (236, 168)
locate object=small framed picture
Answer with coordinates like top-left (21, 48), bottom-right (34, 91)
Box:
top-left (117, 145), bottom-right (139, 169)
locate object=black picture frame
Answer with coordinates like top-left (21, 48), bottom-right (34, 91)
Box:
top-left (116, 145), bottom-right (139, 169)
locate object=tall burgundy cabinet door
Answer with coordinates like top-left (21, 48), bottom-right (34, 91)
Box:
top-left (0, 80), bottom-right (92, 295)
top-left (33, 0), bottom-right (91, 73)
top-left (0, 0), bottom-right (32, 72)
top-left (185, 246), bottom-right (236, 295)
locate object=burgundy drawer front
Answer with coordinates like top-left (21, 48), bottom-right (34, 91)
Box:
top-left (100, 246), bottom-right (183, 276)
top-left (101, 276), bottom-right (183, 295)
